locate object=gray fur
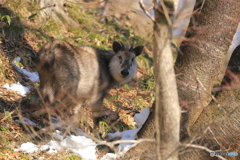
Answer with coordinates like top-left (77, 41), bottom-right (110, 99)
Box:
top-left (34, 40), bottom-right (144, 127)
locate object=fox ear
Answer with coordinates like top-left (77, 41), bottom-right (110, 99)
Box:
top-left (133, 45), bottom-right (144, 56)
top-left (113, 41), bottom-right (123, 53)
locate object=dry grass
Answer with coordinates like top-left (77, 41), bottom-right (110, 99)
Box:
top-left (0, 0), bottom-right (154, 159)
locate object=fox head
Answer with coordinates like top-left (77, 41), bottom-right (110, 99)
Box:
top-left (109, 41), bottom-right (144, 84)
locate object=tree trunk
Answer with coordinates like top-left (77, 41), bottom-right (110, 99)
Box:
top-left (175, 0), bottom-right (240, 135)
top-left (123, 102), bottom-right (157, 160)
top-left (179, 44), bottom-right (240, 160)
top-left (173, 0), bottom-right (196, 47)
top-left (124, 0), bottom-right (181, 159)
top-left (153, 1), bottom-right (180, 159)
top-left (39, 0), bottom-right (78, 26)
top-left (124, 0), bottom-right (240, 159)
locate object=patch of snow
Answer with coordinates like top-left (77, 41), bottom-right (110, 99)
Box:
top-left (173, 0), bottom-right (196, 39)
top-left (12, 57), bottom-right (39, 82)
top-left (77, 128), bottom-right (87, 136)
top-left (100, 153), bottom-right (117, 160)
top-left (14, 142), bottom-right (39, 153)
top-left (50, 117), bottom-right (62, 130)
top-left (15, 117), bottom-right (37, 126)
top-left (11, 57), bottom-right (21, 65)
top-left (20, 68), bottom-right (39, 82)
top-left (2, 57), bottom-right (40, 97)
top-left (2, 82), bottom-right (30, 97)
top-left (15, 108), bottom-right (150, 160)
top-left (52, 130), bottom-right (64, 141)
top-left (134, 108), bottom-right (150, 127)
top-left (61, 135), bottom-right (97, 160)
top-left (45, 140), bottom-right (64, 155)
top-left (15, 136), bottom-right (97, 160)
top-left (107, 108), bottom-right (150, 151)
top-left (227, 23), bottom-right (240, 58)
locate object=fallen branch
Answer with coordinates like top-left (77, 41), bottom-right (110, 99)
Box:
top-left (182, 144), bottom-right (226, 160)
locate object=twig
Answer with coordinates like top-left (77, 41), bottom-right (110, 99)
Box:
top-left (0, 110), bottom-right (15, 122)
top-left (37, 4), bottom-right (56, 11)
top-left (159, 0), bottom-right (172, 26)
top-left (207, 127), bottom-right (226, 150)
top-left (182, 144), bottom-right (226, 160)
top-left (96, 138), bottom-right (155, 151)
top-left (139, 0), bottom-right (155, 22)
top-left (188, 59), bottom-right (219, 105)
top-left (199, 0), bottom-right (206, 14)
top-left (66, 0), bottom-right (106, 5)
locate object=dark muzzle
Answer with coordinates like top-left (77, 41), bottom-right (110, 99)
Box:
top-left (121, 69), bottom-right (129, 77)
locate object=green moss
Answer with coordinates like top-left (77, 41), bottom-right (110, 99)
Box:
top-left (0, 152), bottom-right (8, 158)
top-left (0, 8), bottom-right (24, 43)
top-left (0, 137), bottom-right (10, 145)
top-left (99, 121), bottom-right (112, 135)
top-left (0, 126), bottom-right (9, 131)
top-left (62, 155), bottom-right (82, 160)
top-left (0, 146), bottom-right (12, 151)
top-left (41, 21), bottom-right (61, 33)
top-left (19, 155), bottom-right (31, 159)
top-left (115, 122), bottom-right (133, 131)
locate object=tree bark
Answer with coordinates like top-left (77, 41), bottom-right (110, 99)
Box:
top-left (153, 1), bottom-right (180, 159)
top-left (175, 0), bottom-right (240, 135)
top-left (124, 0), bottom-right (240, 159)
top-left (123, 102), bottom-right (157, 160)
top-left (124, 1), bottom-right (181, 160)
top-left (179, 44), bottom-right (240, 160)
top-left (173, 0), bottom-right (196, 47)
top-left (39, 0), bottom-right (78, 26)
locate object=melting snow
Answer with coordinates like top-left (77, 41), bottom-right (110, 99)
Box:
top-left (15, 117), bottom-right (37, 126)
top-left (15, 135), bottom-right (97, 160)
top-left (2, 57), bottom-right (39, 97)
top-left (15, 108), bottom-right (150, 160)
top-left (107, 108), bottom-right (150, 150)
top-left (2, 82), bottom-right (30, 97)
top-left (12, 57), bottom-right (39, 82)
top-left (19, 68), bottom-right (39, 82)
top-left (16, 142), bottom-right (39, 154)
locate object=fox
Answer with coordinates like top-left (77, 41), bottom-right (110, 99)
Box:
top-left (34, 39), bottom-right (144, 129)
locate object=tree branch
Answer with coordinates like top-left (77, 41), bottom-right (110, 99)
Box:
top-left (139, 0), bottom-right (155, 22)
top-left (182, 144), bottom-right (226, 160)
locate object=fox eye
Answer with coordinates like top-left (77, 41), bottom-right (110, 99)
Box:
top-left (119, 56), bottom-right (122, 60)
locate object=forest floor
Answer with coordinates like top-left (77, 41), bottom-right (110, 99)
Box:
top-left (0, 1), bottom-right (154, 159)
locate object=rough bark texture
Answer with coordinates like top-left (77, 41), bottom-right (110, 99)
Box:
top-left (124, 37), bottom-right (240, 160)
top-left (181, 45), bottom-right (240, 160)
top-left (175, 0), bottom-right (240, 133)
top-left (123, 102), bottom-right (157, 160)
top-left (153, 2), bottom-right (180, 160)
top-left (124, 1), bottom-right (240, 160)
top-left (173, 0), bottom-right (196, 46)
top-left (124, 1), bottom-right (181, 160)
top-left (39, 0), bottom-right (78, 26)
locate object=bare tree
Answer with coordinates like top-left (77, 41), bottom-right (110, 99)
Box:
top-left (124, 0), bottom-right (180, 159)
top-left (153, 0), bottom-right (180, 159)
